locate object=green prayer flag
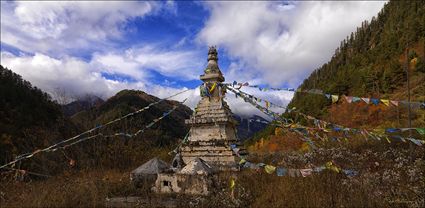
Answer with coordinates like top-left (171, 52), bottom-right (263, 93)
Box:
top-left (416, 128), bottom-right (425, 135)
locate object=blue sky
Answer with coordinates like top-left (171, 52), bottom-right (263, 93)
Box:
top-left (0, 1), bottom-right (386, 117)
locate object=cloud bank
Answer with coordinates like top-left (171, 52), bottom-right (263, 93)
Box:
top-left (198, 1), bottom-right (386, 87)
top-left (1, 1), bottom-right (386, 117)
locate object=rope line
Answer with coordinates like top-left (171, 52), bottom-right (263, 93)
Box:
top-left (224, 81), bottom-right (425, 106)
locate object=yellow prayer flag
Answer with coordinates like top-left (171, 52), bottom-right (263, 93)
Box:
top-left (239, 158), bottom-right (246, 165)
top-left (264, 165), bottom-right (276, 174)
top-left (331, 95), bottom-right (339, 103)
top-left (230, 178), bottom-right (235, 189)
top-left (209, 82), bottom-right (217, 93)
top-left (385, 137), bottom-right (391, 143)
top-left (381, 99), bottom-right (390, 106)
top-left (373, 128), bottom-right (385, 135)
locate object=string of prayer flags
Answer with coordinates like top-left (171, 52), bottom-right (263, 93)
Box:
top-left (223, 81), bottom-right (425, 108)
top-left (230, 144), bottom-right (358, 178)
top-left (227, 84), bottom-right (425, 147)
top-left (227, 84), bottom-right (424, 148)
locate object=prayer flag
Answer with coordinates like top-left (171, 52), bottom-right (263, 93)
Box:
top-left (352, 97), bottom-right (361, 103)
top-left (325, 94), bottom-right (331, 99)
top-left (300, 169), bottom-right (313, 177)
top-left (264, 165), bottom-right (276, 174)
top-left (331, 95), bottom-right (339, 103)
top-left (416, 128), bottom-right (425, 135)
top-left (344, 96), bottom-right (353, 103)
top-left (371, 98), bottom-right (380, 105)
top-left (390, 100), bottom-right (399, 106)
top-left (385, 128), bottom-right (399, 133)
top-left (342, 170), bottom-right (358, 177)
top-left (239, 159), bottom-right (246, 165)
top-left (314, 166), bottom-right (325, 172)
top-left (408, 138), bottom-right (423, 146)
top-left (381, 99), bottom-right (390, 106)
top-left (230, 179), bottom-right (235, 189)
top-left (362, 97), bottom-right (370, 104)
top-left (276, 167), bottom-right (287, 176)
top-left (288, 169), bottom-right (301, 177)
top-left (265, 101), bottom-right (270, 109)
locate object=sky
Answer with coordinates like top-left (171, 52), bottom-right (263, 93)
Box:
top-left (0, 1), bottom-right (386, 118)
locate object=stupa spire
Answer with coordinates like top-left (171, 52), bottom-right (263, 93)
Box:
top-left (180, 46), bottom-right (245, 171)
top-left (201, 46), bottom-right (224, 83)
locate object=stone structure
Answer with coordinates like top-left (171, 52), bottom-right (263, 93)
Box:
top-left (154, 158), bottom-right (214, 195)
top-left (180, 46), bottom-right (245, 171)
top-left (148, 47), bottom-right (245, 196)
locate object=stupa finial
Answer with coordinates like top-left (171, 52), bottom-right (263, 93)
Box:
top-left (208, 46), bottom-right (218, 61)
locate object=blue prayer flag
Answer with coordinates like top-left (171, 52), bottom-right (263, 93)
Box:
top-left (276, 167), bottom-right (287, 176)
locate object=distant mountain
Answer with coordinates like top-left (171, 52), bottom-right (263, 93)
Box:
top-left (234, 114), bottom-right (269, 141)
top-left (62, 95), bottom-right (104, 117)
top-left (71, 89), bottom-right (193, 147)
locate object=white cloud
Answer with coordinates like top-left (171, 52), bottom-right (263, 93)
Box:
top-left (0, 51), bottom-right (202, 109)
top-left (198, 1), bottom-right (386, 87)
top-left (0, 51), bottom-right (138, 98)
top-left (88, 45), bottom-right (204, 81)
top-left (1, 1), bottom-right (157, 55)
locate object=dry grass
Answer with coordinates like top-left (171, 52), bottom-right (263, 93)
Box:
top-left (1, 139), bottom-right (424, 207)
top-left (1, 169), bottom-right (139, 207)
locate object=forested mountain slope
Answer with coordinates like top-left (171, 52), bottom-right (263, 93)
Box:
top-left (287, 1), bottom-right (425, 128)
top-left (0, 65), bottom-right (192, 174)
top-left (0, 65), bottom-right (78, 174)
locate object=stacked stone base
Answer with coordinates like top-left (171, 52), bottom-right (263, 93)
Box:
top-left (180, 142), bottom-right (242, 171)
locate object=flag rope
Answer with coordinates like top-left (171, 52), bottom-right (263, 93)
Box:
top-left (223, 81), bottom-right (425, 107)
